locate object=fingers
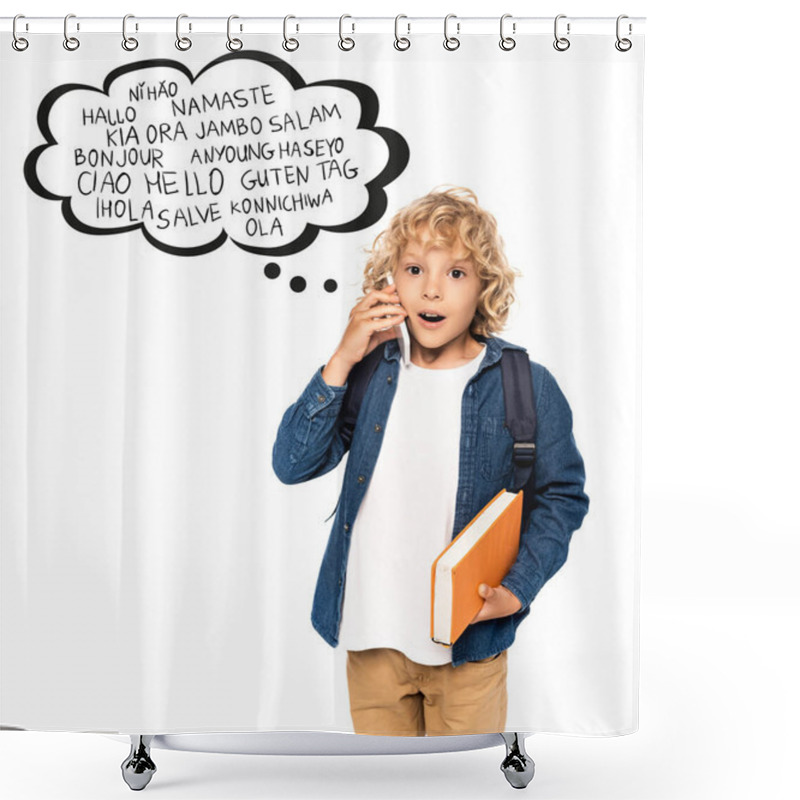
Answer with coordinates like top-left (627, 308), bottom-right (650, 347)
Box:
top-left (473, 585), bottom-right (522, 623)
top-left (361, 286), bottom-right (400, 305)
top-left (344, 286), bottom-right (406, 361)
top-left (375, 314), bottom-right (407, 332)
top-left (359, 287), bottom-right (406, 326)
top-left (358, 286), bottom-right (400, 309)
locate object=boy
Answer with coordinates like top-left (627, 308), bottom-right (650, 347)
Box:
top-left (272, 186), bottom-right (589, 736)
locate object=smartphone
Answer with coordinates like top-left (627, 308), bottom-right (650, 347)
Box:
top-left (386, 273), bottom-right (410, 368)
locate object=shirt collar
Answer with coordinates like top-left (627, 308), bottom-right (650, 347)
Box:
top-left (382, 333), bottom-right (525, 376)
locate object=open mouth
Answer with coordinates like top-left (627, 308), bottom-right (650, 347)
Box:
top-left (418, 312), bottom-right (446, 328)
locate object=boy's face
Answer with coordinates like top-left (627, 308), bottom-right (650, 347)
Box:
top-left (393, 227), bottom-right (483, 355)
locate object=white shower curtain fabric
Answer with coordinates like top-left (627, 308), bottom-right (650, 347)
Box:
top-left (0, 29), bottom-right (643, 735)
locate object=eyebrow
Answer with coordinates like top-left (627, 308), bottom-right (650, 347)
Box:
top-left (402, 249), bottom-right (472, 265)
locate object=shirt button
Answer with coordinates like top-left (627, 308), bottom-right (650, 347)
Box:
top-left (357, 475), bottom-right (365, 483)
top-left (344, 523), bottom-right (350, 532)
top-left (374, 423), bottom-right (382, 432)
top-left (387, 376), bottom-right (392, 384)
top-left (317, 394), bottom-right (325, 403)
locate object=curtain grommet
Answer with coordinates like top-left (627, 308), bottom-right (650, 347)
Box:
top-left (338, 14), bottom-right (355, 51)
top-left (63, 13), bottom-right (80, 51)
top-left (615, 15), bottom-right (633, 51)
top-left (226, 15), bottom-right (243, 51)
top-left (394, 15), bottom-right (411, 51)
top-left (499, 14), bottom-right (516, 51)
top-left (12, 14), bottom-right (29, 51)
top-left (553, 14), bottom-right (570, 52)
top-left (122, 14), bottom-right (139, 51)
top-left (283, 15), bottom-right (299, 52)
top-left (175, 13), bottom-right (192, 51)
top-left (443, 13), bottom-right (460, 51)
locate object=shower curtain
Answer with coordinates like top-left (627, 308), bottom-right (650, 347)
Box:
top-left (0, 18), bottom-right (644, 736)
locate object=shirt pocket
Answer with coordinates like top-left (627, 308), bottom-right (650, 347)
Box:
top-left (478, 415), bottom-right (514, 482)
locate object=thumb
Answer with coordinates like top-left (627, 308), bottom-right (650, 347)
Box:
top-left (478, 583), bottom-right (494, 599)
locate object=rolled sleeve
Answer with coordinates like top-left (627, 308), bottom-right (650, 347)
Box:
top-left (303, 365), bottom-right (349, 416)
top-left (272, 365), bottom-right (351, 484)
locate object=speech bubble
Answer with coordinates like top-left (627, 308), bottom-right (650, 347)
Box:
top-left (24, 50), bottom-right (409, 257)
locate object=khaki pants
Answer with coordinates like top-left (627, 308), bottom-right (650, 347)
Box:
top-left (346, 647), bottom-right (508, 736)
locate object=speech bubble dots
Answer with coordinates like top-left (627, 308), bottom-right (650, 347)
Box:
top-left (24, 50), bottom-right (409, 258)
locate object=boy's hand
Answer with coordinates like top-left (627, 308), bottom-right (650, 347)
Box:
top-left (470, 584), bottom-right (522, 624)
top-left (335, 286), bottom-right (408, 366)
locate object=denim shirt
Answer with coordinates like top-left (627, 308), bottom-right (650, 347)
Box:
top-left (272, 334), bottom-right (589, 667)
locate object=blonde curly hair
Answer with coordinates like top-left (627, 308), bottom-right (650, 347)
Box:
top-left (361, 186), bottom-right (522, 337)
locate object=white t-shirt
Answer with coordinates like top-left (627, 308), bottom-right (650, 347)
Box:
top-left (337, 344), bottom-right (486, 664)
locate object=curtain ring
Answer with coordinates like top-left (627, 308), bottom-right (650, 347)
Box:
top-left (122, 14), bottom-right (139, 51)
top-left (499, 14), bottom-right (516, 51)
top-left (63, 13), bottom-right (80, 51)
top-left (176, 14), bottom-right (192, 51)
top-left (394, 14), bottom-right (410, 51)
top-left (12, 14), bottom-right (29, 51)
top-left (339, 14), bottom-right (355, 51)
top-left (227, 15), bottom-right (243, 51)
top-left (443, 14), bottom-right (460, 51)
top-left (615, 15), bottom-right (632, 52)
top-left (553, 14), bottom-right (570, 51)
top-left (283, 15), bottom-right (299, 51)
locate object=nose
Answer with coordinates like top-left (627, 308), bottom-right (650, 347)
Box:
top-left (422, 278), bottom-right (441, 300)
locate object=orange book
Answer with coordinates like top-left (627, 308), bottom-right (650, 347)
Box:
top-left (430, 489), bottom-right (523, 647)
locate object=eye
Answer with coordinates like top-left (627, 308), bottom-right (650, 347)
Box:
top-left (404, 265), bottom-right (467, 278)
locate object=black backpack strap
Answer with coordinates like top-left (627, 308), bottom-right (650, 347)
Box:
top-left (340, 342), bottom-right (388, 449)
top-left (500, 349), bottom-right (538, 530)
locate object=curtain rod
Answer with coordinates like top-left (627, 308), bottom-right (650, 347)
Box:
top-left (1, 16), bottom-right (646, 36)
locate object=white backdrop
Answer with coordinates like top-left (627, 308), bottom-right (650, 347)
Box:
top-left (1, 24), bottom-right (641, 734)
top-left (2, 1), bottom-right (799, 800)
top-left (2, 21), bottom-right (643, 735)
